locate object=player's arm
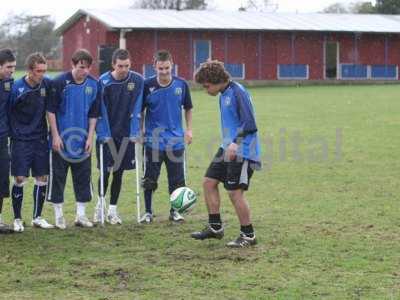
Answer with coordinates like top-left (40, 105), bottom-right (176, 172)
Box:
top-left (227, 90), bottom-right (257, 161)
top-left (183, 81), bottom-right (193, 145)
top-left (47, 79), bottom-right (63, 152)
top-left (184, 109), bottom-right (193, 145)
top-left (129, 78), bottom-right (144, 143)
top-left (86, 86), bottom-right (101, 153)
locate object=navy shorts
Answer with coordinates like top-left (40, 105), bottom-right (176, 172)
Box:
top-left (142, 146), bottom-right (185, 194)
top-left (96, 138), bottom-right (136, 172)
top-left (205, 148), bottom-right (254, 191)
top-left (11, 138), bottom-right (49, 177)
top-left (0, 137), bottom-right (10, 198)
top-left (47, 151), bottom-right (93, 204)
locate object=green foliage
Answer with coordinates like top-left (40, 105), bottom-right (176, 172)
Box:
top-left (1, 85), bottom-right (400, 299)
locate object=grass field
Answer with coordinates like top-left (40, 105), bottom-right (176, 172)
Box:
top-left (1, 84), bottom-right (400, 299)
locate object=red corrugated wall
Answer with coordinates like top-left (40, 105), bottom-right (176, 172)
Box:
top-left (62, 17), bottom-right (400, 80)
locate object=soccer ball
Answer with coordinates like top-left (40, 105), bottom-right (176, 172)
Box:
top-left (170, 187), bottom-right (197, 214)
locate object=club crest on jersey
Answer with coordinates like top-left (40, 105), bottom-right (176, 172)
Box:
top-left (18, 87), bottom-right (24, 94)
top-left (4, 82), bottom-right (11, 91)
top-left (85, 86), bottom-right (93, 95)
top-left (127, 82), bottom-right (135, 91)
top-left (175, 87), bottom-right (182, 96)
top-left (40, 88), bottom-right (46, 97)
top-left (224, 96), bottom-right (231, 106)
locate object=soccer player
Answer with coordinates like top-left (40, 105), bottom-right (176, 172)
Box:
top-left (94, 49), bottom-right (144, 225)
top-left (140, 50), bottom-right (193, 223)
top-left (9, 52), bottom-right (54, 232)
top-left (192, 60), bottom-right (261, 248)
top-left (0, 49), bottom-right (16, 234)
top-left (47, 49), bottom-right (100, 229)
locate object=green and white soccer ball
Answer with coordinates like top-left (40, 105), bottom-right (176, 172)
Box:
top-left (170, 187), bottom-right (197, 214)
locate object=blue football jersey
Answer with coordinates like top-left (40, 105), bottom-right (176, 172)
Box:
top-left (142, 76), bottom-right (193, 150)
top-left (96, 70), bottom-right (144, 142)
top-left (219, 81), bottom-right (261, 165)
top-left (9, 76), bottom-right (50, 141)
top-left (48, 72), bottom-right (100, 160)
top-left (0, 77), bottom-right (13, 139)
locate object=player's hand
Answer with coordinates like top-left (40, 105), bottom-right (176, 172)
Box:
top-left (85, 138), bottom-right (93, 154)
top-left (226, 142), bottom-right (238, 161)
top-left (52, 135), bottom-right (64, 152)
top-left (185, 130), bottom-right (193, 145)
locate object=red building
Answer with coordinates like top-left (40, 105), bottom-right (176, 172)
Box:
top-left (56, 9), bottom-right (400, 81)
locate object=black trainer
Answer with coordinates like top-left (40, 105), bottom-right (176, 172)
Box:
top-left (191, 225), bottom-right (224, 240)
top-left (226, 233), bottom-right (257, 248)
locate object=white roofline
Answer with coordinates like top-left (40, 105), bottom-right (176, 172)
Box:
top-left (55, 9), bottom-right (400, 35)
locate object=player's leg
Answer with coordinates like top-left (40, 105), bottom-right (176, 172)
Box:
top-left (0, 136), bottom-right (11, 232)
top-left (191, 148), bottom-right (225, 240)
top-left (165, 148), bottom-right (186, 222)
top-left (94, 140), bottom-right (110, 224)
top-left (49, 151), bottom-right (69, 229)
top-left (10, 139), bottom-right (31, 232)
top-left (140, 146), bottom-right (163, 223)
top-left (71, 156), bottom-right (93, 228)
top-left (224, 160), bottom-right (256, 248)
top-left (106, 139), bottom-right (134, 225)
top-left (31, 139), bottom-right (53, 229)
top-left (107, 168), bottom-right (124, 224)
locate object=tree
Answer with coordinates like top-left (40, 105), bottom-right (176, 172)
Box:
top-left (322, 1), bottom-right (378, 14)
top-left (239, 0), bottom-right (278, 12)
top-left (376, 0), bottom-right (400, 14)
top-left (322, 2), bottom-right (349, 13)
top-left (131, 0), bottom-right (207, 10)
top-left (350, 2), bottom-right (376, 13)
top-left (0, 14), bottom-right (60, 68)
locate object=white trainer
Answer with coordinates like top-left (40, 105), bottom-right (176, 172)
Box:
top-left (75, 215), bottom-right (94, 228)
top-left (55, 216), bottom-right (67, 230)
top-left (13, 219), bottom-right (24, 232)
top-left (107, 213), bottom-right (122, 225)
top-left (32, 217), bottom-right (55, 229)
top-left (169, 210), bottom-right (185, 223)
top-left (139, 212), bottom-right (153, 224)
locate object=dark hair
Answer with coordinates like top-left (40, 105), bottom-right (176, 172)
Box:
top-left (194, 60), bottom-right (230, 84)
top-left (25, 52), bottom-right (46, 70)
top-left (153, 49), bottom-right (173, 64)
top-left (112, 49), bottom-right (130, 64)
top-left (0, 48), bottom-right (16, 66)
top-left (71, 49), bottom-right (93, 66)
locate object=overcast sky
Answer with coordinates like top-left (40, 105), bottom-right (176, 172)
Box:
top-left (1, 0), bottom-right (374, 26)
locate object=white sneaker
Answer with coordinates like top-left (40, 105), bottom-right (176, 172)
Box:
top-left (13, 219), bottom-right (24, 232)
top-left (107, 213), bottom-right (122, 225)
top-left (169, 210), bottom-right (185, 223)
top-left (139, 212), bottom-right (153, 224)
top-left (75, 215), bottom-right (94, 228)
top-left (55, 216), bottom-right (67, 230)
top-left (32, 217), bottom-right (55, 229)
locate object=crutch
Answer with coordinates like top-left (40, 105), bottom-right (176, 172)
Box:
top-left (134, 142), bottom-right (141, 223)
top-left (99, 143), bottom-right (106, 226)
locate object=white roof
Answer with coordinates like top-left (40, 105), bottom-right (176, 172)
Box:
top-left (56, 9), bottom-right (400, 34)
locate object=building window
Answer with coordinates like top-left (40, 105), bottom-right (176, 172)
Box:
top-left (370, 65), bottom-right (398, 80)
top-left (340, 64), bottom-right (368, 79)
top-left (278, 64), bottom-right (309, 80)
top-left (143, 64), bottom-right (178, 78)
top-left (225, 64), bottom-right (245, 79)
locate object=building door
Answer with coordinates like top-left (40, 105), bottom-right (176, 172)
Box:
top-left (194, 40), bottom-right (211, 69)
top-left (325, 42), bottom-right (338, 79)
top-left (98, 45), bottom-right (118, 75)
